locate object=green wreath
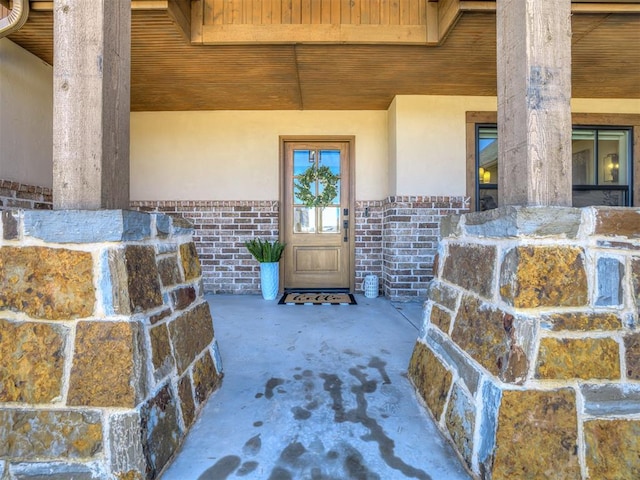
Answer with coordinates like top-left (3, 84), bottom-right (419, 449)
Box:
top-left (295, 165), bottom-right (339, 208)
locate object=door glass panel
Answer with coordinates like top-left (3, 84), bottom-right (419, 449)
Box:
top-left (293, 207), bottom-right (316, 233)
top-left (293, 150), bottom-right (313, 176)
top-left (294, 181), bottom-right (316, 204)
top-left (319, 150), bottom-right (340, 174)
top-left (320, 207), bottom-right (340, 233)
top-left (479, 187), bottom-right (499, 211)
top-left (318, 179), bottom-right (340, 205)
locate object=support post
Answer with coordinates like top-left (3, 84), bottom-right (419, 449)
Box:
top-left (52, 1), bottom-right (131, 210)
top-left (497, 0), bottom-right (572, 207)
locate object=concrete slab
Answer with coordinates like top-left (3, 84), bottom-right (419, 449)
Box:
top-left (160, 294), bottom-right (471, 480)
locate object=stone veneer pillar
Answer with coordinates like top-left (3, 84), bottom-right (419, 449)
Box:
top-left (0, 210), bottom-right (223, 479)
top-left (408, 206), bottom-right (640, 479)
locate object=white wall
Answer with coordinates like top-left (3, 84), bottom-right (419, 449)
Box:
top-left (0, 39), bottom-right (53, 187)
top-left (130, 110), bottom-right (389, 201)
top-left (390, 95), bottom-right (497, 196)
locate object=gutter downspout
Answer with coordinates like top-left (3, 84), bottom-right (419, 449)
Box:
top-left (0, 0), bottom-right (29, 38)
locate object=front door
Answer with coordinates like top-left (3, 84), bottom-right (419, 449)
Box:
top-left (282, 140), bottom-right (353, 291)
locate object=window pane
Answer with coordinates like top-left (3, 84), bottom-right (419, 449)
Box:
top-left (478, 127), bottom-right (498, 184)
top-left (293, 207), bottom-right (315, 233)
top-left (293, 150), bottom-right (312, 176)
top-left (320, 207), bottom-right (340, 233)
top-left (479, 187), bottom-right (499, 211)
top-left (572, 189), bottom-right (627, 208)
top-left (318, 179), bottom-right (340, 205)
top-left (571, 130), bottom-right (596, 185)
top-left (319, 150), bottom-right (340, 175)
top-left (599, 130), bottom-right (629, 186)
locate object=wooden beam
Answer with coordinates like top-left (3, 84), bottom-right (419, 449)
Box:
top-left (496, 0), bottom-right (573, 207)
top-left (53, 0), bottom-right (131, 209)
top-left (201, 23), bottom-right (428, 44)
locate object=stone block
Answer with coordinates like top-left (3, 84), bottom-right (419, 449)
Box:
top-left (408, 341), bottom-right (453, 422)
top-left (451, 295), bottom-right (528, 383)
top-left (535, 337), bottom-right (620, 380)
top-left (442, 243), bottom-right (496, 298)
top-left (462, 206), bottom-right (582, 239)
top-left (125, 245), bottom-right (163, 313)
top-left (0, 246), bottom-right (95, 320)
top-left (192, 351), bottom-right (222, 405)
top-left (631, 257), bottom-right (640, 310)
top-left (625, 332), bottom-right (640, 380)
top-left (584, 419), bottom-right (640, 480)
top-left (444, 382), bottom-right (475, 468)
top-left (169, 302), bottom-right (215, 374)
top-left (7, 462), bottom-right (105, 479)
top-left (102, 248), bottom-right (131, 316)
top-left (180, 242), bottom-right (202, 281)
top-left (593, 207), bottom-right (640, 238)
top-left (149, 308), bottom-right (172, 325)
top-left (426, 328), bottom-right (481, 396)
top-left (170, 286), bottom-right (197, 311)
top-left (149, 324), bottom-right (175, 381)
top-left (108, 412), bottom-right (146, 479)
top-left (477, 380), bottom-right (502, 477)
top-left (158, 256), bottom-right (182, 288)
top-left (0, 319), bottom-right (67, 403)
top-left (68, 321), bottom-right (146, 407)
top-left (430, 304), bottom-right (451, 334)
top-left (2, 210), bottom-right (18, 240)
top-left (493, 389), bottom-right (580, 479)
top-left (500, 246), bottom-right (588, 308)
top-left (541, 312), bottom-right (622, 331)
top-left (140, 383), bottom-right (183, 478)
top-left (0, 409), bottom-right (102, 460)
top-left (169, 215), bottom-right (194, 236)
top-left (22, 210), bottom-right (151, 243)
top-left (426, 280), bottom-right (459, 311)
top-left (178, 374), bottom-right (196, 428)
top-left (595, 257), bottom-right (623, 306)
top-left (581, 383), bottom-right (640, 416)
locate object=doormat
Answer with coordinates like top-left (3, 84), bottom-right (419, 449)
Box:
top-left (278, 292), bottom-right (357, 305)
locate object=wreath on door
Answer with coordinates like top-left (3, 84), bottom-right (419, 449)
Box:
top-left (295, 165), bottom-right (339, 208)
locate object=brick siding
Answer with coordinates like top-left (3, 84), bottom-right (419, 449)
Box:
top-left (132, 200), bottom-right (279, 294)
top-left (382, 196), bottom-right (470, 301)
top-left (0, 180), bottom-right (52, 210)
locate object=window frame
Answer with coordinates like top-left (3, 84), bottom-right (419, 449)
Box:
top-left (466, 112), bottom-right (640, 211)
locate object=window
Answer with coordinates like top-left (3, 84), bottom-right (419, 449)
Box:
top-left (466, 113), bottom-right (640, 211)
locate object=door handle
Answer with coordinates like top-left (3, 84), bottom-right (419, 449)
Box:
top-left (343, 219), bottom-right (349, 242)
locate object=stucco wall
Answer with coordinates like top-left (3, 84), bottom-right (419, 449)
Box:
top-left (391, 95), bottom-right (497, 196)
top-left (0, 39), bottom-right (53, 188)
top-left (130, 110), bottom-right (389, 201)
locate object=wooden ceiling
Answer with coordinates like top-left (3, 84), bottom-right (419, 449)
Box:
top-left (5, 1), bottom-right (640, 111)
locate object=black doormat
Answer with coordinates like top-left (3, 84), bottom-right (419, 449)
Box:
top-left (278, 292), bottom-right (357, 305)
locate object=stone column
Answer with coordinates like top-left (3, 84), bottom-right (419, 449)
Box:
top-left (52, 1), bottom-right (131, 209)
top-left (496, 0), bottom-right (572, 206)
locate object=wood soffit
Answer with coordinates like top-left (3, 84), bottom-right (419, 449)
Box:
top-left (4, 0), bottom-right (640, 111)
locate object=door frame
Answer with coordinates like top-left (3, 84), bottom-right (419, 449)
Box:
top-left (279, 135), bottom-right (356, 293)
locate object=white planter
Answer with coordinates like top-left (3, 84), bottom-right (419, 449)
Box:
top-left (260, 262), bottom-right (279, 300)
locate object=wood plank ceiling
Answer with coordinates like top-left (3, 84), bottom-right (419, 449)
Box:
top-left (6, 3), bottom-right (640, 111)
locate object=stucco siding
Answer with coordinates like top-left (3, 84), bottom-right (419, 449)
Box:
top-left (0, 39), bottom-right (53, 188)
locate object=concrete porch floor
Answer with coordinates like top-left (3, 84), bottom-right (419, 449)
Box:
top-left (160, 294), bottom-right (472, 480)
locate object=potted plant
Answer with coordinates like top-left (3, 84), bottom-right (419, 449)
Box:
top-left (244, 238), bottom-right (286, 300)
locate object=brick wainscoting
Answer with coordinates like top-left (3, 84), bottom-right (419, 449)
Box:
top-left (132, 197), bottom-right (469, 300)
top-left (382, 196), bottom-right (470, 301)
top-left (131, 201), bottom-right (280, 294)
top-left (0, 180), bottom-right (52, 210)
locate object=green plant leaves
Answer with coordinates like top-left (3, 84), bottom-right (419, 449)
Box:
top-left (244, 238), bottom-right (286, 263)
